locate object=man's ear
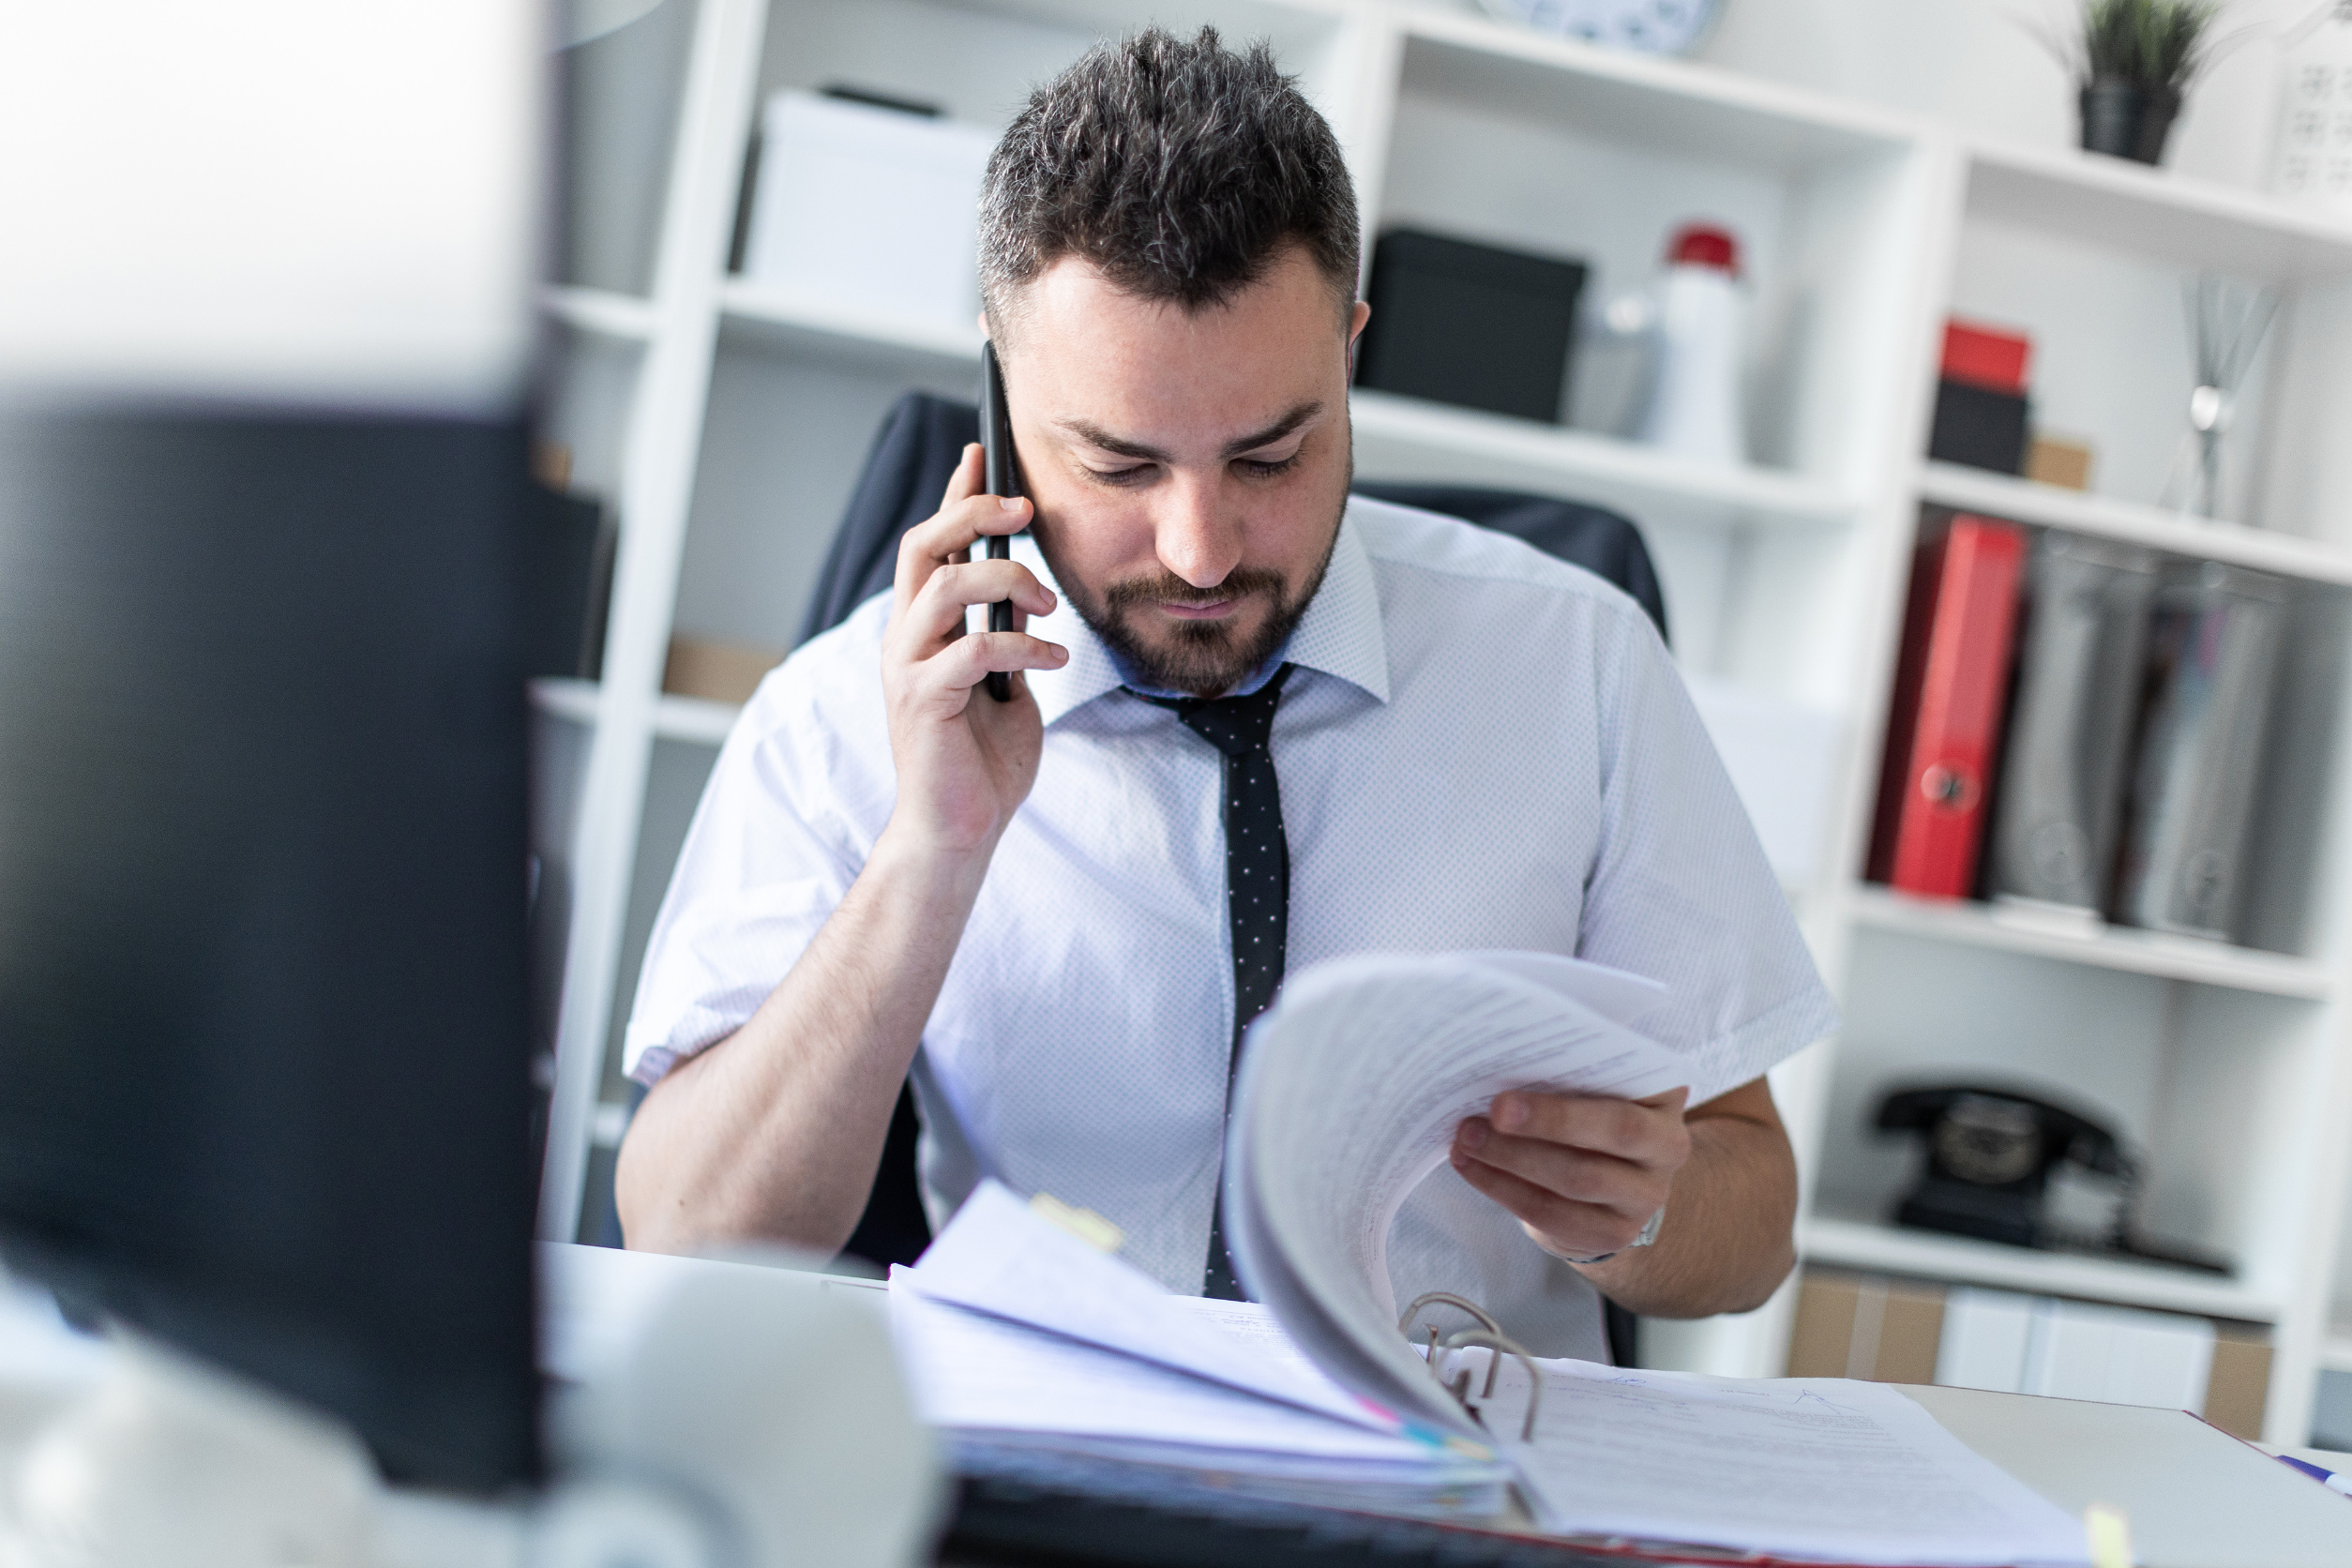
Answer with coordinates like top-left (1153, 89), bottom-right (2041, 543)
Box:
top-left (1346, 298), bottom-right (1370, 377)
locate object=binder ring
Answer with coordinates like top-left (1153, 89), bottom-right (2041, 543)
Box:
top-left (1398, 1290), bottom-right (1505, 1370)
top-left (1398, 1291), bottom-right (1501, 1340)
top-left (1440, 1329), bottom-right (1544, 1444)
top-left (1397, 1294), bottom-right (1541, 1442)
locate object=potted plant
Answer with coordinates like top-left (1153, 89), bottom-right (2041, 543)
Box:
top-left (2062, 0), bottom-right (2228, 165)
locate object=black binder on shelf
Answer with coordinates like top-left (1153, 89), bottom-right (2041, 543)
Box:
top-left (1985, 534), bottom-right (2160, 914)
top-left (2114, 562), bottom-right (2288, 942)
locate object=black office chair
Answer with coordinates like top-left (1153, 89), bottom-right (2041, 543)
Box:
top-left (809, 391), bottom-right (1668, 1362)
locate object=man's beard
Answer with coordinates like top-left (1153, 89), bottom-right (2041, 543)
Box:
top-left (1046, 482), bottom-right (1348, 699)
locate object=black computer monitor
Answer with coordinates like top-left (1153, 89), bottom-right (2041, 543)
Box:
top-left (0, 406), bottom-right (542, 1490)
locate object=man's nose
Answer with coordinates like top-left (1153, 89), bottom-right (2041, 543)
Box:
top-left (1152, 473), bottom-right (1244, 590)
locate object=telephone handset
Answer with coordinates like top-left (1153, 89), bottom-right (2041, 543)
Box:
top-left (1873, 1083), bottom-right (2229, 1274)
top-left (978, 340), bottom-right (1019, 704)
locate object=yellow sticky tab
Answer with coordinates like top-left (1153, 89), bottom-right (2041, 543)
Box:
top-left (1031, 1192), bottom-right (1124, 1254)
top-left (2085, 1503), bottom-right (2132, 1568)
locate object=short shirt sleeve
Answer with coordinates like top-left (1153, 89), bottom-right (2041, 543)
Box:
top-left (1576, 605), bottom-right (1839, 1102)
top-left (620, 622), bottom-right (890, 1087)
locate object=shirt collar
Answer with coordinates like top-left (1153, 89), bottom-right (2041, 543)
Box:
top-left (1019, 502), bottom-right (1391, 727)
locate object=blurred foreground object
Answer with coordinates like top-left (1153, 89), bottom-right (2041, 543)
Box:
top-left (564, 0), bottom-right (666, 48)
top-left (0, 3), bottom-right (934, 1563)
top-left (0, 1), bottom-right (536, 410)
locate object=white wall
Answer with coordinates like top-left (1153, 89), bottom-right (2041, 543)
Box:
top-left (1691, 0), bottom-right (2311, 190)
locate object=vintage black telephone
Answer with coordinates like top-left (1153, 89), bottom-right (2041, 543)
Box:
top-left (1873, 1084), bottom-right (2230, 1274)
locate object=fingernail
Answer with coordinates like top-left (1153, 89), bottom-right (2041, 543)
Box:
top-left (1494, 1096), bottom-right (1526, 1133)
top-left (1051, 645), bottom-right (1068, 662)
top-left (1001, 496), bottom-right (1024, 514)
top-left (1458, 1120), bottom-right (1487, 1152)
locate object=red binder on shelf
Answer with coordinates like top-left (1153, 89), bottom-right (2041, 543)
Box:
top-left (1868, 514), bottom-right (2028, 898)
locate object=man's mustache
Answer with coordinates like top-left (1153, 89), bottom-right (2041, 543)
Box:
top-left (1102, 566), bottom-right (1288, 611)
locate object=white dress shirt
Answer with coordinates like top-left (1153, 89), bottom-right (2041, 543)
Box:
top-left (624, 496), bottom-right (1836, 1359)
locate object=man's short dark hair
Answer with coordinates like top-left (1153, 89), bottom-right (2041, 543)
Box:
top-left (979, 27), bottom-right (1361, 336)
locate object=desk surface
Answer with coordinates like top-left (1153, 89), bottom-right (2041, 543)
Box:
top-left (1897, 1382), bottom-right (2352, 1568)
top-left (544, 1245), bottom-right (2352, 1567)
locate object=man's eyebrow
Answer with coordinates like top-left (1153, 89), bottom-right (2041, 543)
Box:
top-left (1053, 400), bottom-right (1325, 464)
top-left (1055, 419), bottom-right (1169, 462)
top-left (1219, 401), bottom-right (1322, 460)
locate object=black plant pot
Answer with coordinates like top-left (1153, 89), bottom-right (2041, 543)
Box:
top-left (2079, 81), bottom-right (2181, 165)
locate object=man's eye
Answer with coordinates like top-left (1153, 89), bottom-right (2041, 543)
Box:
top-left (1087, 464), bottom-right (1153, 488)
top-left (1237, 452), bottom-right (1302, 478)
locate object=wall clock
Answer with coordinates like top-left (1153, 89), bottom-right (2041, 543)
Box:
top-left (1477, 0), bottom-right (1726, 57)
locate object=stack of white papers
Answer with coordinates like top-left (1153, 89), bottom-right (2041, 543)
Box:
top-left (1465, 1350), bottom-right (2089, 1565)
top-left (891, 1184), bottom-right (1508, 1519)
top-left (892, 951), bottom-right (2092, 1565)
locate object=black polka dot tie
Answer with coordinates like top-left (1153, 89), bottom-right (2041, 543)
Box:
top-left (1131, 664), bottom-right (1294, 1298)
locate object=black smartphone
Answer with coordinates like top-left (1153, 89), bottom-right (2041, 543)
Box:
top-left (978, 340), bottom-right (1018, 703)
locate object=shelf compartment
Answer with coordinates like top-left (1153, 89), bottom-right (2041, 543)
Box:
top-left (1397, 10), bottom-right (1919, 172)
top-left (544, 286), bottom-right (657, 342)
top-left (1377, 16), bottom-right (1935, 497)
top-left (1918, 461), bottom-right (2352, 591)
top-left (1801, 1213), bottom-right (2282, 1323)
top-left (1965, 142), bottom-right (2352, 286)
top-left (1847, 884), bottom-right (2335, 1001)
top-left (1352, 389), bottom-right (1860, 533)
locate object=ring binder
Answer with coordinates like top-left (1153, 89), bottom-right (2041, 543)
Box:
top-left (1399, 1291), bottom-right (1543, 1442)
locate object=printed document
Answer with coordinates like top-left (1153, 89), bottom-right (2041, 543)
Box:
top-left (1472, 1353), bottom-right (2088, 1566)
top-left (893, 950), bottom-right (2092, 1566)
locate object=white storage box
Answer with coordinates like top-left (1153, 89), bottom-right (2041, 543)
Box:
top-left (741, 91), bottom-right (996, 331)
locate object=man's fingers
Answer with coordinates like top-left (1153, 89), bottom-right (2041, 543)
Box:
top-left (894, 490), bottom-right (1033, 616)
top-left (1487, 1088), bottom-right (1688, 1167)
top-left (893, 561), bottom-right (1055, 651)
top-left (1454, 1121), bottom-right (1651, 1214)
top-left (926, 630), bottom-right (1069, 694)
top-left (940, 442), bottom-right (983, 509)
top-left (1448, 1153), bottom-right (1641, 1259)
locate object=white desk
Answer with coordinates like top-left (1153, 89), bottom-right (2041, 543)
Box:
top-left (541, 1246), bottom-right (2352, 1566)
top-left (1898, 1382), bottom-right (2352, 1568)
top-left (7, 1249), bottom-right (2348, 1567)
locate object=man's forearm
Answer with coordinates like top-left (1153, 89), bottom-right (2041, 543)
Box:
top-left (1574, 1086), bottom-right (1797, 1318)
top-left (613, 834), bottom-right (988, 1256)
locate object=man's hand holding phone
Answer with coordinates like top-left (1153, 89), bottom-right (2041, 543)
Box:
top-left (879, 442), bottom-right (1067, 863)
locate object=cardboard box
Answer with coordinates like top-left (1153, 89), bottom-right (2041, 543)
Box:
top-left (664, 636), bottom-right (784, 705)
top-left (1787, 1269), bottom-right (1944, 1382)
top-left (2203, 1331), bottom-right (2271, 1440)
top-left (1786, 1267), bottom-right (2270, 1438)
top-left (2027, 433), bottom-right (2095, 490)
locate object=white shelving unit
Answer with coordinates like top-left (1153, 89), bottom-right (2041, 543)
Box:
top-left (537, 0), bottom-right (2352, 1445)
